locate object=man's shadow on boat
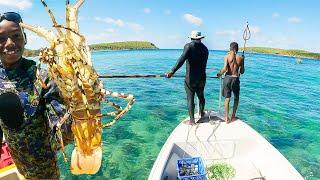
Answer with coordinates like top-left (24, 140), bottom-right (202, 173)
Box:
top-left (191, 113), bottom-right (236, 159)
top-left (195, 114), bottom-right (225, 143)
top-left (196, 114), bottom-right (224, 124)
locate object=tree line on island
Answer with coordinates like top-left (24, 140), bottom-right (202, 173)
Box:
top-left (24, 41), bottom-right (320, 60)
top-left (23, 41), bottom-right (158, 57)
top-left (240, 47), bottom-right (320, 60)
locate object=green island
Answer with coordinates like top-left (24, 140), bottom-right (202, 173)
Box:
top-left (90, 41), bottom-right (158, 51)
top-left (24, 49), bottom-right (41, 57)
top-left (23, 41), bottom-right (158, 57)
top-left (241, 47), bottom-right (320, 60)
top-left (24, 43), bottom-right (320, 60)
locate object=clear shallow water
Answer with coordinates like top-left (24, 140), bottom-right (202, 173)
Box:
top-left (58, 49), bottom-right (320, 179)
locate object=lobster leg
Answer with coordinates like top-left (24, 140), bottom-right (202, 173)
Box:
top-left (66, 0), bottom-right (84, 38)
top-left (66, 0), bottom-right (92, 65)
top-left (19, 22), bottom-right (57, 45)
top-left (55, 111), bottom-right (71, 162)
top-left (102, 91), bottom-right (135, 127)
top-left (40, 0), bottom-right (64, 37)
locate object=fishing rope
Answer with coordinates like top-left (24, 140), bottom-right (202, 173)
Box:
top-left (242, 21), bottom-right (251, 55)
top-left (98, 74), bottom-right (219, 79)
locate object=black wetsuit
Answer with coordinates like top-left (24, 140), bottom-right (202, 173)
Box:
top-left (171, 40), bottom-right (209, 120)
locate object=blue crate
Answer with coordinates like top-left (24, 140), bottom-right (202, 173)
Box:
top-left (176, 157), bottom-right (206, 180)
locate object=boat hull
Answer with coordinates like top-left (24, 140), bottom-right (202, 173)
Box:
top-left (148, 111), bottom-right (303, 180)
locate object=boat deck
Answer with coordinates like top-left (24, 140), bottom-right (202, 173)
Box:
top-left (149, 111), bottom-right (303, 180)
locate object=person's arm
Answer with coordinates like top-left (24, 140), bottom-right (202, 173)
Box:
top-left (41, 72), bottom-right (73, 147)
top-left (240, 55), bottom-right (245, 74)
top-left (204, 48), bottom-right (209, 70)
top-left (217, 55), bottom-right (228, 77)
top-left (166, 44), bottom-right (190, 78)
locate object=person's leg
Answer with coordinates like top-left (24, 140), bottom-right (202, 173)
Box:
top-left (196, 81), bottom-right (205, 117)
top-left (231, 97), bottom-right (239, 121)
top-left (231, 77), bottom-right (240, 121)
top-left (224, 97), bottom-right (230, 123)
top-left (184, 81), bottom-right (195, 124)
top-left (222, 77), bottom-right (231, 123)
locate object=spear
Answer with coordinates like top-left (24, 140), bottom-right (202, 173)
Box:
top-left (242, 21), bottom-right (251, 55)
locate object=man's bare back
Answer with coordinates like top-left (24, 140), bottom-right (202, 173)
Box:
top-left (217, 42), bottom-right (245, 124)
top-left (224, 53), bottom-right (245, 76)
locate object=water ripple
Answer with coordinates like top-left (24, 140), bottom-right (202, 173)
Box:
top-left (58, 49), bottom-right (320, 179)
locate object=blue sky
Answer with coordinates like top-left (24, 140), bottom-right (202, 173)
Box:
top-left (1, 0), bottom-right (319, 52)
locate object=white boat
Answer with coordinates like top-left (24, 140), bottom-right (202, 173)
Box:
top-left (148, 111), bottom-right (303, 180)
top-left (0, 164), bottom-right (22, 180)
top-left (0, 143), bottom-right (23, 180)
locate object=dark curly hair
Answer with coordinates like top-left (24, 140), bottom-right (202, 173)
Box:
top-left (230, 42), bottom-right (239, 52)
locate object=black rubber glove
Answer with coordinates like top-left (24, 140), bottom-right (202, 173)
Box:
top-left (0, 92), bottom-right (24, 130)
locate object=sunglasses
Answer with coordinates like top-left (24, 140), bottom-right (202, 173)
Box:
top-left (0, 12), bottom-right (26, 44)
top-left (0, 12), bottom-right (22, 23)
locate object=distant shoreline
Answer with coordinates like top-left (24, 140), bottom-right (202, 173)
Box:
top-left (24, 44), bottom-right (319, 60)
top-left (24, 41), bottom-right (158, 57)
top-left (90, 41), bottom-right (158, 51)
top-left (239, 47), bottom-right (320, 60)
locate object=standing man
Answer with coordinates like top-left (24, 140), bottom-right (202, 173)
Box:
top-left (217, 42), bottom-right (245, 123)
top-left (0, 12), bottom-right (71, 179)
top-left (166, 30), bottom-right (209, 125)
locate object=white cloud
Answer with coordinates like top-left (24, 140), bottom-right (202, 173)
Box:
top-left (164, 10), bottom-right (171, 15)
top-left (106, 28), bottom-right (115, 33)
top-left (143, 8), bottom-right (151, 14)
top-left (250, 26), bottom-right (261, 34)
top-left (215, 29), bottom-right (241, 42)
top-left (150, 35), bottom-right (185, 49)
top-left (127, 23), bottom-right (144, 31)
top-left (86, 33), bottom-right (113, 43)
top-left (94, 17), bottom-right (124, 27)
top-left (0, 0), bottom-right (32, 10)
top-left (249, 34), bottom-right (295, 49)
top-left (288, 17), bottom-right (302, 24)
top-left (78, 16), bottom-right (86, 21)
top-left (214, 25), bottom-right (260, 48)
top-left (94, 16), bottom-right (144, 32)
top-left (25, 34), bottom-right (48, 49)
top-left (216, 30), bottom-right (239, 36)
top-left (183, 13), bottom-right (203, 26)
top-left (217, 25), bottom-right (259, 36)
top-left (272, 12), bottom-right (280, 18)
top-left (86, 32), bottom-right (147, 45)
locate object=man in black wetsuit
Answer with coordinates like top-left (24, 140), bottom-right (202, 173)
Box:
top-left (166, 30), bottom-right (209, 125)
top-left (217, 42), bottom-right (245, 124)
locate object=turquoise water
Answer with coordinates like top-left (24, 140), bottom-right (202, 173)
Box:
top-left (58, 49), bottom-right (320, 179)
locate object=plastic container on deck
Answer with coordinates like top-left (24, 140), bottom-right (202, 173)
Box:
top-left (0, 143), bottom-right (14, 169)
top-left (176, 157), bottom-right (206, 180)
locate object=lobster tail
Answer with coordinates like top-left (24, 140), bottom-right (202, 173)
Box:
top-left (71, 147), bottom-right (102, 174)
